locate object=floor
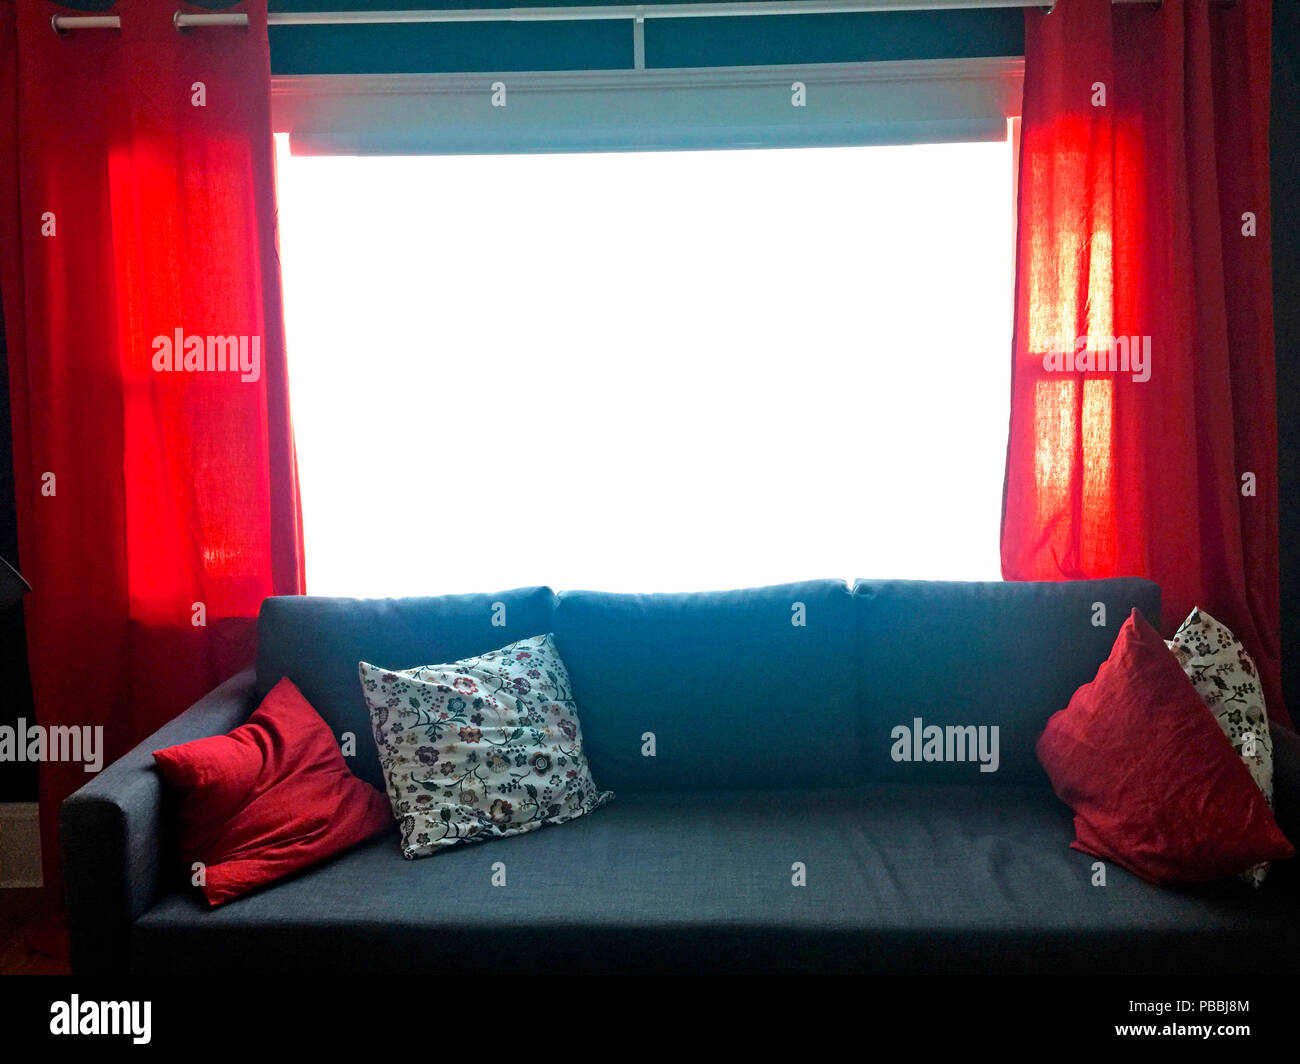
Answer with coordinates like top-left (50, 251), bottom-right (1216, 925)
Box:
top-left (0, 889), bottom-right (69, 974)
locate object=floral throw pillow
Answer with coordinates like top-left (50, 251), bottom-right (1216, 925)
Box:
top-left (359, 634), bottom-right (612, 860)
top-left (1168, 608), bottom-right (1275, 887)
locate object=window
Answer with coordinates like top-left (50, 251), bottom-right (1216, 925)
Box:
top-left (274, 133), bottom-right (1013, 596)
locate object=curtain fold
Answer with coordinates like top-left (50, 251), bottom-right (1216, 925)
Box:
top-left (0, 0), bottom-right (304, 900)
top-left (1003, 0), bottom-right (1286, 724)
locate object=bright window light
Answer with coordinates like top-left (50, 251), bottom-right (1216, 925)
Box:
top-left (275, 135), bottom-right (1013, 596)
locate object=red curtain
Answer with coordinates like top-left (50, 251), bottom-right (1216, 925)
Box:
top-left (1003, 0), bottom-right (1286, 724)
top-left (0, 0), bottom-right (304, 900)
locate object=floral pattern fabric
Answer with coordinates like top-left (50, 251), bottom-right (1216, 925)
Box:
top-left (359, 634), bottom-right (612, 860)
top-left (1168, 608), bottom-right (1275, 887)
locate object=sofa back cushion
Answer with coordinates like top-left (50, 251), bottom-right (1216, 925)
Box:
top-left (853, 577), bottom-right (1160, 785)
top-left (552, 580), bottom-right (858, 792)
top-left (256, 588), bottom-right (556, 788)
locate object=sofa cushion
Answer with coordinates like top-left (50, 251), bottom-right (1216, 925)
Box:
top-left (551, 580), bottom-right (858, 791)
top-left (853, 577), bottom-right (1161, 785)
top-left (1037, 608), bottom-right (1293, 884)
top-left (1169, 607), bottom-right (1278, 887)
top-left (152, 678), bottom-right (392, 905)
top-left (256, 588), bottom-right (555, 788)
top-left (359, 634), bottom-right (612, 859)
top-left (131, 783), bottom-right (1300, 975)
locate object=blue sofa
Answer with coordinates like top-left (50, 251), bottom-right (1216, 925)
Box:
top-left (61, 578), bottom-right (1300, 974)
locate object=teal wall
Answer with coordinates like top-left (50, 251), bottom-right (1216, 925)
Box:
top-left (265, 1), bottom-right (1024, 74)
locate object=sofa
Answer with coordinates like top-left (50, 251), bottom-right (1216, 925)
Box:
top-left (62, 577), bottom-right (1300, 974)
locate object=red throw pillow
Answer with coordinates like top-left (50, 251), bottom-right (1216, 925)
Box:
top-left (153, 678), bottom-right (393, 905)
top-left (1036, 608), bottom-right (1294, 884)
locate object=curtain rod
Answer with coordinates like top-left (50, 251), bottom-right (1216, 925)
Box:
top-left (52, 1), bottom-right (1188, 36)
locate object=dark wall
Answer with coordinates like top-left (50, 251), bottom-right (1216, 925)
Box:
top-left (0, 277), bottom-right (35, 801)
top-left (0, 2), bottom-right (1293, 801)
top-left (1272, 6), bottom-right (1300, 716)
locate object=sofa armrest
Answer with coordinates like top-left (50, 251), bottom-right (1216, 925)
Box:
top-left (60, 668), bottom-right (256, 974)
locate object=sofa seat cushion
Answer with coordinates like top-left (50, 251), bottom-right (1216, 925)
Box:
top-left (131, 784), bottom-right (1300, 975)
